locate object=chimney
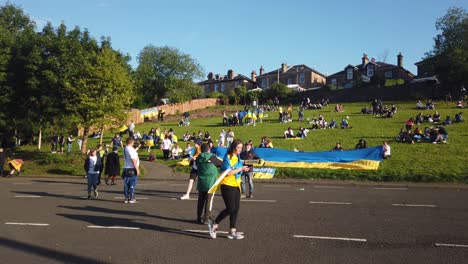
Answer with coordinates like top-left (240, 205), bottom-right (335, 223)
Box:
top-left (251, 70), bottom-right (257, 82)
top-left (281, 63), bottom-right (288, 73)
top-left (397, 52), bottom-right (403, 67)
top-left (215, 74), bottom-right (220, 80)
top-left (227, 69), bottom-right (234, 80)
top-left (371, 58), bottom-right (376, 63)
top-left (207, 72), bottom-right (213, 80)
top-left (362, 54), bottom-right (369, 65)
top-left (259, 66), bottom-right (264, 75)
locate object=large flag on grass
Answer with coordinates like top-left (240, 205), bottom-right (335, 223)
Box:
top-left (212, 146), bottom-right (383, 170)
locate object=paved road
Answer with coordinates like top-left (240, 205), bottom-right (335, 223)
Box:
top-left (1, 177), bottom-right (468, 264)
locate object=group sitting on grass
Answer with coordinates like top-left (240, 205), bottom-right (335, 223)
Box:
top-left (396, 125), bottom-right (448, 144)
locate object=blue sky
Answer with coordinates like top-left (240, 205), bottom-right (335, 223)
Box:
top-left (3, 0), bottom-right (467, 79)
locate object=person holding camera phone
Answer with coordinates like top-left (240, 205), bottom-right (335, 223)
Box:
top-left (122, 137), bottom-right (140, 204)
top-left (240, 141), bottom-right (259, 198)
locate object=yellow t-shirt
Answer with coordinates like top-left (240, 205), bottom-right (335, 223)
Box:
top-left (220, 154), bottom-right (241, 188)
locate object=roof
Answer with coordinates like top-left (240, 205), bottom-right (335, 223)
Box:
top-left (327, 60), bottom-right (415, 78)
top-left (198, 74), bottom-right (255, 85)
top-left (259, 64), bottom-right (327, 78)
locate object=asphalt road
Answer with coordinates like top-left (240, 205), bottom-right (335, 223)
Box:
top-left (1, 177), bottom-right (468, 264)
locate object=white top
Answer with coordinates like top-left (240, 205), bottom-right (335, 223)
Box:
top-left (129, 122), bottom-right (135, 132)
top-left (219, 131), bottom-right (226, 140)
top-left (172, 147), bottom-right (181, 156)
top-left (227, 131), bottom-right (234, 140)
top-left (162, 138), bottom-right (172, 150)
top-left (123, 146), bottom-right (139, 168)
top-left (88, 156), bottom-right (98, 174)
top-left (383, 144), bottom-right (391, 156)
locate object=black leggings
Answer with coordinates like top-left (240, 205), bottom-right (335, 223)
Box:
top-left (215, 185), bottom-right (240, 229)
top-left (197, 191), bottom-right (213, 221)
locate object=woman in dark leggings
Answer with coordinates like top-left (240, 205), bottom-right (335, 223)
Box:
top-left (208, 139), bottom-right (249, 240)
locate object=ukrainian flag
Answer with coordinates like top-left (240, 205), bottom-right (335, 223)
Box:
top-left (213, 146), bottom-right (383, 171)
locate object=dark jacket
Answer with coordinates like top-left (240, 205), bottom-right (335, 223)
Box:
top-left (240, 149), bottom-right (260, 162)
top-left (84, 155), bottom-right (103, 173)
top-left (105, 152), bottom-right (120, 176)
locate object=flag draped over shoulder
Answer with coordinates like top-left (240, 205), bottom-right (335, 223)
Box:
top-left (212, 146), bottom-right (383, 171)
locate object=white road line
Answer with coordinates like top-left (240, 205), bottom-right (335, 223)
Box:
top-left (293, 235), bottom-right (367, 242)
top-left (12, 183), bottom-right (32, 185)
top-left (314, 186), bottom-right (344, 189)
top-left (5, 222), bottom-right (49, 226)
top-left (392, 204), bottom-right (437, 208)
top-left (113, 197), bottom-right (149, 200)
top-left (373, 187), bottom-right (408, 190)
top-left (183, 229), bottom-right (244, 235)
top-left (309, 201), bottom-right (352, 205)
top-left (435, 243), bottom-right (468, 248)
top-left (87, 226), bottom-right (140, 230)
top-left (264, 185), bottom-right (291, 188)
top-left (241, 199), bottom-right (276, 203)
top-left (14, 195), bottom-right (41, 198)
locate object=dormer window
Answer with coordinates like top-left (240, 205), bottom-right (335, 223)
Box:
top-left (367, 65), bottom-right (375, 77)
top-left (346, 68), bottom-right (353, 80)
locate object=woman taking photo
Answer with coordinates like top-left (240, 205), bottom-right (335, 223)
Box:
top-left (208, 139), bottom-right (250, 240)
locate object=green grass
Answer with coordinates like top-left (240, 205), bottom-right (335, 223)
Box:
top-left (7, 101), bottom-right (468, 182)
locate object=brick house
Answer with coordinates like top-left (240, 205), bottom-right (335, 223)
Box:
top-left (198, 70), bottom-right (256, 96)
top-left (327, 53), bottom-right (415, 89)
top-left (255, 63), bottom-right (327, 90)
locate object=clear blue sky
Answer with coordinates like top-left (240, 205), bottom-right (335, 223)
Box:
top-left (3, 0), bottom-right (467, 79)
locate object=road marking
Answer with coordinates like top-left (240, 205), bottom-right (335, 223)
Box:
top-left (373, 187), bottom-right (408, 190)
top-left (113, 197), bottom-right (149, 200)
top-left (12, 183), bottom-right (32, 185)
top-left (293, 235), bottom-right (367, 242)
top-left (392, 204), bottom-right (437, 208)
top-left (314, 186), bottom-right (344, 189)
top-left (87, 226), bottom-right (140, 230)
top-left (14, 195), bottom-right (41, 198)
top-left (435, 243), bottom-right (468, 248)
top-left (5, 222), bottom-right (49, 226)
top-left (241, 199), bottom-right (276, 203)
top-left (183, 229), bottom-right (244, 235)
top-left (309, 201), bottom-right (352, 205)
top-left (264, 185), bottom-right (291, 188)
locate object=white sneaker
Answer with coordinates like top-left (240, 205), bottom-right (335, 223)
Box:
top-left (94, 190), bottom-right (98, 198)
top-left (180, 195), bottom-right (190, 200)
top-left (227, 231), bottom-right (244, 240)
top-left (208, 222), bottom-right (218, 239)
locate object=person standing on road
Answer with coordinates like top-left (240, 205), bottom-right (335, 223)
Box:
top-left (208, 139), bottom-right (250, 240)
top-left (195, 143), bottom-right (222, 224)
top-left (122, 137), bottom-right (140, 203)
top-left (240, 142), bottom-right (260, 199)
top-left (84, 149), bottom-right (102, 199)
top-left (105, 146), bottom-right (120, 185)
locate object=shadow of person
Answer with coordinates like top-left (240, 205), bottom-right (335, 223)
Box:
top-left (56, 213), bottom-right (207, 239)
top-left (12, 191), bottom-right (84, 200)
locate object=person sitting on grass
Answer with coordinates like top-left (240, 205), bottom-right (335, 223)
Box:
top-left (171, 144), bottom-right (182, 159)
top-left (433, 125), bottom-right (448, 144)
top-left (443, 115), bottom-right (452, 126)
top-left (340, 118), bottom-right (350, 129)
top-left (310, 117), bottom-right (319, 130)
top-left (355, 139), bottom-right (367, 149)
top-left (413, 127), bottom-right (423, 142)
top-left (455, 112), bottom-right (464, 123)
top-left (297, 127), bottom-right (309, 138)
top-left (396, 128), bottom-right (407, 143)
top-left (331, 143), bottom-right (344, 151)
top-left (328, 119), bottom-right (337, 129)
top-left (382, 141), bottom-right (391, 159)
top-left (456, 100), bottom-right (464, 108)
top-left (432, 111), bottom-right (441, 123)
top-left (203, 131), bottom-right (211, 142)
top-left (423, 113), bottom-right (433, 123)
top-left (416, 100), bottom-right (425, 109)
top-left (284, 127), bottom-right (296, 139)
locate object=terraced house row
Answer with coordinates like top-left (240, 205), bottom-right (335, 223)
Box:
top-left (198, 53), bottom-right (437, 95)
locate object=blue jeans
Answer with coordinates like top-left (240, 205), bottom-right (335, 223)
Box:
top-left (87, 172), bottom-right (99, 193)
top-left (123, 173), bottom-right (138, 200)
top-left (67, 143), bottom-right (72, 154)
top-left (241, 172), bottom-right (254, 195)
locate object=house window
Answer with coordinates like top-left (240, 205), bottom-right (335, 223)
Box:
top-left (385, 71), bottom-right (393, 79)
top-left (346, 68), bottom-right (353, 80)
top-left (288, 78), bottom-right (293, 84)
top-left (234, 81), bottom-right (240, 87)
top-left (367, 65), bottom-right (374, 77)
top-left (261, 79), bottom-right (267, 88)
top-left (221, 83), bottom-right (225, 92)
top-left (331, 79), bottom-right (337, 86)
top-left (214, 83), bottom-right (219, 92)
top-left (299, 73), bottom-right (305, 84)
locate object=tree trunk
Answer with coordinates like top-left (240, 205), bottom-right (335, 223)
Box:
top-left (38, 126), bottom-right (42, 150)
top-left (81, 126), bottom-right (90, 154)
top-left (99, 126), bottom-right (104, 145)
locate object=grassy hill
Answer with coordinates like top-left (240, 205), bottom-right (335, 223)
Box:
top-left (11, 101), bottom-right (468, 183)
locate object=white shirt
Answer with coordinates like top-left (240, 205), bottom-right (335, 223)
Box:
top-left (87, 156), bottom-right (98, 174)
top-left (172, 147), bottom-right (180, 156)
top-left (129, 122), bottom-right (135, 132)
top-left (123, 146), bottom-right (139, 168)
top-left (383, 144), bottom-right (391, 156)
top-left (162, 138), bottom-right (172, 150)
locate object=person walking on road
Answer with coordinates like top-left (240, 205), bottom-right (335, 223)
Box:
top-left (84, 149), bottom-right (102, 199)
top-left (122, 137), bottom-right (140, 203)
top-left (105, 146), bottom-right (120, 185)
top-left (208, 139), bottom-right (250, 240)
top-left (180, 139), bottom-right (202, 200)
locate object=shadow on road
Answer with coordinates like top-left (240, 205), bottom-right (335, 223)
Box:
top-left (0, 237), bottom-right (109, 264)
top-left (56, 213), bottom-right (207, 239)
top-left (12, 191), bottom-right (84, 200)
top-left (31, 180), bottom-right (85, 185)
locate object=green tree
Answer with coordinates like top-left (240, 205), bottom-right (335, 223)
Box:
top-left (234, 85), bottom-right (247, 105)
top-left (135, 45), bottom-right (204, 106)
top-left (425, 7), bottom-right (468, 88)
top-left (266, 83), bottom-right (292, 100)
